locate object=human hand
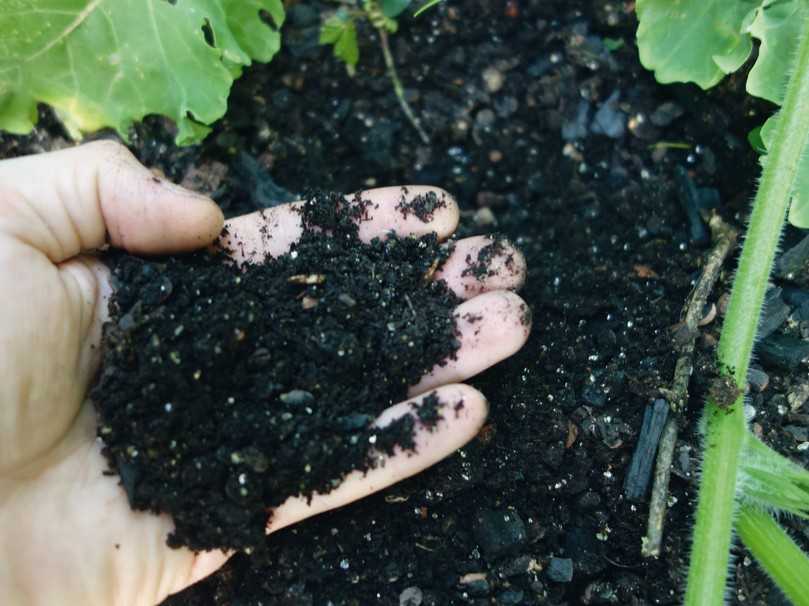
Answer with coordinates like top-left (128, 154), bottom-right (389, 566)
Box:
top-left (0, 141), bottom-right (529, 605)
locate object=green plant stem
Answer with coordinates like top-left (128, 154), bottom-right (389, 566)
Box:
top-left (736, 506), bottom-right (809, 606)
top-left (377, 28), bottom-right (430, 144)
top-left (685, 21), bottom-right (809, 606)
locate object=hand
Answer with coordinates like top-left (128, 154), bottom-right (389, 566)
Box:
top-left (0, 141), bottom-right (529, 606)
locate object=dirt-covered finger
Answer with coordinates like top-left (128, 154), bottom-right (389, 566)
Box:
top-left (219, 203), bottom-right (305, 264)
top-left (219, 187), bottom-right (458, 264)
top-left (354, 186), bottom-right (458, 242)
top-left (264, 384), bottom-right (486, 534)
top-left (410, 291), bottom-right (532, 395)
top-left (433, 235), bottom-right (527, 299)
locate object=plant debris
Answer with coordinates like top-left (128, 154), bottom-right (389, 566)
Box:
top-left (91, 190), bottom-right (463, 553)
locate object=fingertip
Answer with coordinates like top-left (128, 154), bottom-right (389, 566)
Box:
top-left (171, 194), bottom-right (225, 253)
top-left (411, 291), bottom-right (532, 394)
top-left (438, 383), bottom-right (489, 435)
top-left (434, 235), bottom-right (528, 299)
top-left (375, 383), bottom-right (487, 431)
top-left (265, 384), bottom-right (487, 535)
top-left (356, 185), bottom-right (460, 242)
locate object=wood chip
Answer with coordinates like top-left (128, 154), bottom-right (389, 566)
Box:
top-left (633, 264), bottom-right (658, 279)
top-left (288, 274), bottom-right (326, 285)
top-left (459, 572), bottom-right (487, 584)
top-left (565, 421), bottom-right (579, 448)
top-left (302, 296), bottom-right (319, 310)
top-left (423, 258), bottom-right (441, 282)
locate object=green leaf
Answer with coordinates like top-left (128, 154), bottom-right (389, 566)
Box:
top-left (603, 37), bottom-right (625, 52)
top-left (636, 0), bottom-right (760, 88)
top-left (739, 434), bottom-right (809, 517)
top-left (320, 12), bottom-right (359, 68)
top-left (745, 0), bottom-right (809, 105)
top-left (381, 0), bottom-right (412, 18)
top-left (334, 20), bottom-right (359, 67)
top-left (0, 0), bottom-right (284, 145)
top-left (747, 126), bottom-right (767, 154)
top-left (737, 506), bottom-right (809, 606)
top-left (758, 113), bottom-right (809, 228)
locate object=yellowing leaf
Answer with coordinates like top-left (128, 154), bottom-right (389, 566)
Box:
top-left (0, 0), bottom-right (285, 145)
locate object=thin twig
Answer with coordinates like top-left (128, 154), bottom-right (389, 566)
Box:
top-left (642, 416), bottom-right (678, 557)
top-left (642, 213), bottom-right (738, 558)
top-left (377, 28), bottom-right (430, 144)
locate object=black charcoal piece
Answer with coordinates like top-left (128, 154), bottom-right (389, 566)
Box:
top-left (674, 166), bottom-right (709, 246)
top-left (624, 399), bottom-right (670, 501)
top-left (758, 334), bottom-right (809, 370)
top-left (758, 287), bottom-right (792, 340)
top-left (775, 234), bottom-right (809, 285)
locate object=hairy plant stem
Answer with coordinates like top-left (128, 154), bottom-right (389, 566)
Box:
top-left (377, 28), bottom-right (430, 144)
top-left (736, 507), bottom-right (809, 606)
top-left (685, 22), bottom-right (809, 606)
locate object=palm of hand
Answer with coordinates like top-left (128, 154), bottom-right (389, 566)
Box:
top-left (0, 142), bottom-right (528, 606)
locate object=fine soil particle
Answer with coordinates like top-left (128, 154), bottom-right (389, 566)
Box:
top-left (462, 236), bottom-right (515, 280)
top-left (396, 188), bottom-right (449, 222)
top-left (91, 191), bottom-right (463, 553)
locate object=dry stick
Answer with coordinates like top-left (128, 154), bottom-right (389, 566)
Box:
top-left (377, 28), bottom-right (430, 144)
top-left (641, 213), bottom-right (738, 558)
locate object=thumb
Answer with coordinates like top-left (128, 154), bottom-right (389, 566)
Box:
top-left (0, 140), bottom-right (223, 262)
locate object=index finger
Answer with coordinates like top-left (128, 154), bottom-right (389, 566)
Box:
top-left (220, 186), bottom-right (459, 264)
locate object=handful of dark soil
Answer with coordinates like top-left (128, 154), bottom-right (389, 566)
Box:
top-left (92, 191), bottom-right (462, 553)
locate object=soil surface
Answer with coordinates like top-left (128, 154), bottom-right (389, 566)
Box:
top-left (92, 190), bottom-right (462, 553)
top-left (3, 1), bottom-right (809, 605)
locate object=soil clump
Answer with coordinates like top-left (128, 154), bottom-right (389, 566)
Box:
top-left (91, 190), bottom-right (462, 553)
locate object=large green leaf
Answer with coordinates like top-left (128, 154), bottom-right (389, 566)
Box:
top-left (747, 0), bottom-right (809, 228)
top-left (745, 0), bottom-right (808, 104)
top-left (760, 114), bottom-right (809, 228)
top-left (636, 0), bottom-right (759, 88)
top-left (0, 0), bottom-right (284, 145)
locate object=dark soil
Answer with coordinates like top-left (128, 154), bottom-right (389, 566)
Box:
top-left (92, 190), bottom-right (463, 553)
top-left (3, 1), bottom-right (809, 604)
top-left (396, 188), bottom-right (449, 222)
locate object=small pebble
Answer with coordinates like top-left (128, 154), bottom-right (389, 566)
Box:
top-left (475, 108), bottom-right (496, 127)
top-left (546, 557), bottom-right (574, 583)
top-left (458, 573), bottom-right (490, 596)
top-left (497, 589), bottom-right (525, 605)
top-left (279, 390), bottom-right (315, 406)
top-left (473, 509), bottom-right (528, 559)
top-left (747, 367), bottom-right (769, 392)
top-left (473, 207), bottom-right (498, 227)
top-left (399, 586), bottom-right (423, 606)
top-left (482, 67), bottom-right (505, 93)
top-left (590, 91), bottom-right (625, 139)
top-left (649, 101), bottom-right (684, 127)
